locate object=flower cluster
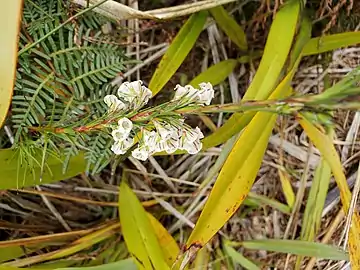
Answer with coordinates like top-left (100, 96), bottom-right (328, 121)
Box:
top-left (104, 80), bottom-right (152, 113)
top-left (131, 121), bottom-right (204, 161)
top-left (173, 82), bottom-right (214, 105)
top-left (103, 80), bottom-right (214, 161)
top-left (110, 118), bottom-right (134, 155)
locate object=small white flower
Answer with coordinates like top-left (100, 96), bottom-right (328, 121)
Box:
top-left (118, 118), bottom-right (133, 133)
top-left (111, 137), bottom-right (134, 155)
top-left (132, 146), bottom-right (149, 161)
top-left (194, 126), bottom-right (204, 139)
top-left (117, 80), bottom-right (152, 109)
top-left (162, 135), bottom-right (180, 154)
top-left (182, 139), bottom-right (202, 154)
top-left (174, 85), bottom-right (199, 102)
top-left (112, 128), bottom-right (128, 142)
top-left (198, 82), bottom-right (214, 105)
top-left (153, 120), bottom-right (178, 140)
top-left (180, 126), bottom-right (204, 144)
top-left (104, 95), bottom-right (125, 112)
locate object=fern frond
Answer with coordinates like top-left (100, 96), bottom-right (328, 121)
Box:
top-left (9, 0), bottom-right (128, 173)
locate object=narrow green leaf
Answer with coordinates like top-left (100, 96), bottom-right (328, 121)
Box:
top-left (119, 180), bottom-right (169, 270)
top-left (242, 239), bottom-right (349, 261)
top-left (210, 6), bottom-right (247, 51)
top-left (0, 1), bottom-right (22, 128)
top-left (301, 157), bottom-right (332, 241)
top-left (0, 149), bottom-right (85, 190)
top-left (149, 11), bottom-right (208, 95)
top-left (224, 243), bottom-right (260, 270)
top-left (299, 116), bottom-right (360, 267)
top-left (189, 59), bottom-right (238, 87)
top-left (303, 32), bottom-right (360, 56)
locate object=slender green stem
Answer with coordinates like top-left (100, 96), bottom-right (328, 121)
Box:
top-left (19, 0), bottom-right (109, 56)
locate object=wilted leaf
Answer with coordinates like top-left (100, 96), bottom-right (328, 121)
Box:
top-left (119, 180), bottom-right (169, 269)
top-left (0, 1), bottom-right (22, 128)
top-left (210, 6), bottom-right (247, 50)
top-left (149, 11), bottom-right (208, 95)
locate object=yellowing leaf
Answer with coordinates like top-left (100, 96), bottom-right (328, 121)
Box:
top-left (303, 32), bottom-right (360, 56)
top-left (210, 6), bottom-right (247, 51)
top-left (185, 110), bottom-right (277, 251)
top-left (184, 52), bottom-right (297, 260)
top-left (119, 180), bottom-right (169, 270)
top-left (189, 59), bottom-right (238, 87)
top-left (147, 213), bottom-right (179, 266)
top-left (149, 11), bottom-right (208, 95)
top-left (0, 149), bottom-right (85, 190)
top-left (0, 1), bottom-right (22, 128)
top-left (299, 116), bottom-right (360, 268)
top-left (202, 0), bottom-right (301, 148)
top-left (278, 170), bottom-right (295, 208)
top-left (192, 247), bottom-right (209, 270)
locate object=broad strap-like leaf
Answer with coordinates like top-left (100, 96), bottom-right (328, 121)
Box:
top-left (0, 1), bottom-right (22, 128)
top-left (149, 11), bottom-right (208, 95)
top-left (147, 213), bottom-right (179, 266)
top-left (119, 180), bottom-right (169, 270)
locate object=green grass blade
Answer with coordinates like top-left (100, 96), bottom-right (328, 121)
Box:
top-left (242, 239), bottom-right (348, 261)
top-left (210, 6), bottom-right (247, 51)
top-left (224, 242), bottom-right (260, 270)
top-left (149, 11), bottom-right (208, 95)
